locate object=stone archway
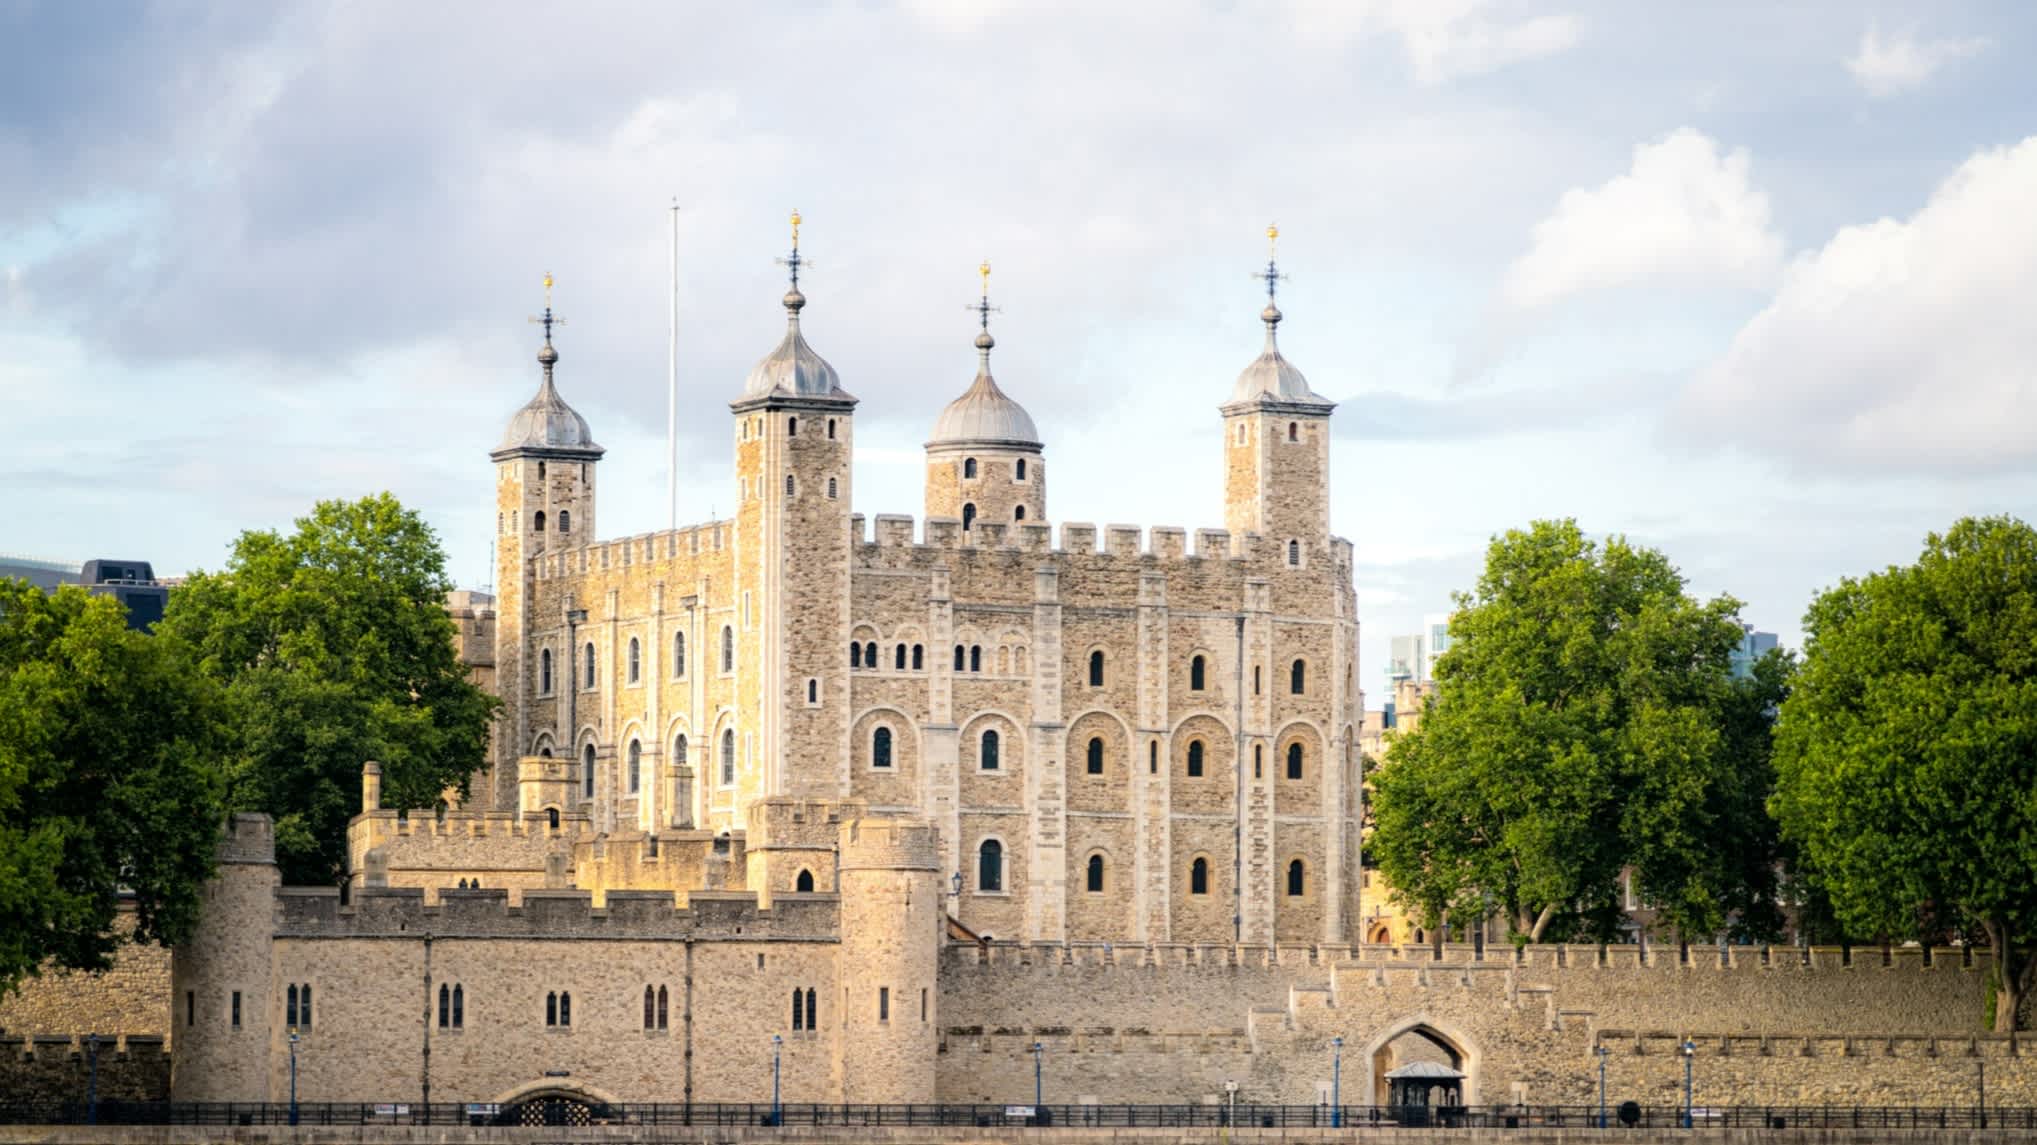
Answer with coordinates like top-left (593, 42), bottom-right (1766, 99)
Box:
top-left (489, 1079), bottom-right (622, 1127)
top-left (1359, 1015), bottom-right (1478, 1107)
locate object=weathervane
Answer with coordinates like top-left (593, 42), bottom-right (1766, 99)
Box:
top-left (1256, 224), bottom-right (1286, 305)
top-left (529, 271), bottom-right (566, 346)
top-left (969, 259), bottom-right (1000, 370)
top-left (774, 210), bottom-right (810, 292)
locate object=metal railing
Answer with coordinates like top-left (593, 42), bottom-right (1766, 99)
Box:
top-left (0, 1101), bottom-right (2030, 1130)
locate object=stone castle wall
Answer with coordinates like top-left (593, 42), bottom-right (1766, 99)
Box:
top-left (0, 907), bottom-right (170, 1041)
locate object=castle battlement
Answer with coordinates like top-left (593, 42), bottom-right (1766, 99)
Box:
top-left (530, 519), bottom-right (735, 582)
top-left (848, 513), bottom-right (1360, 578)
top-left (358, 806), bottom-right (594, 841)
top-left (274, 882), bottom-right (839, 939)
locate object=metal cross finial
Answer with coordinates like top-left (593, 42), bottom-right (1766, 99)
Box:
top-left (1257, 223), bottom-right (1286, 303)
top-left (775, 209), bottom-right (809, 291)
top-left (529, 271), bottom-right (567, 345)
top-left (973, 259), bottom-right (1000, 331)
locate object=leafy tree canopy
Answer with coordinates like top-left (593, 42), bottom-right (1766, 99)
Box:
top-left (1771, 515), bottom-right (2037, 1031)
top-left (1369, 518), bottom-right (1786, 944)
top-left (0, 580), bottom-right (225, 995)
top-left (160, 494), bottom-right (497, 884)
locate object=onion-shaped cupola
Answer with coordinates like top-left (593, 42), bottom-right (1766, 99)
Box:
top-left (925, 261), bottom-right (1046, 529)
top-left (1225, 224), bottom-right (1334, 412)
top-left (741, 210), bottom-right (854, 403)
top-left (493, 275), bottom-right (605, 460)
top-left (927, 269), bottom-right (1041, 449)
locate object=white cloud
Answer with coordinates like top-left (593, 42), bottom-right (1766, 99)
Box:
top-left (1501, 128), bottom-right (1783, 309)
top-left (1382, 0), bottom-right (1580, 85)
top-left (1845, 23), bottom-right (1988, 98)
top-left (1677, 136), bottom-right (2037, 474)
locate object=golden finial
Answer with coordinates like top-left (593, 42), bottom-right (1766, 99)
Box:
top-left (979, 259), bottom-right (991, 291)
top-left (1267, 223), bottom-right (1279, 257)
top-left (543, 271), bottom-right (554, 308)
top-left (790, 209), bottom-right (802, 249)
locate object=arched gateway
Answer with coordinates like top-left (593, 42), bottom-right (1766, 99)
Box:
top-left (490, 1080), bottom-right (621, 1127)
top-left (1360, 1015), bottom-right (1478, 1108)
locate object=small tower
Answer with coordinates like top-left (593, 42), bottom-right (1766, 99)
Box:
top-left (729, 212), bottom-right (857, 810)
top-left (925, 261), bottom-right (1045, 531)
top-left (489, 276), bottom-right (604, 810)
top-left (1221, 225), bottom-right (1335, 557)
top-left (834, 816), bottom-right (942, 1103)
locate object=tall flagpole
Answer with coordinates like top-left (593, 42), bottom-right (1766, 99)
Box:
top-left (667, 199), bottom-right (680, 531)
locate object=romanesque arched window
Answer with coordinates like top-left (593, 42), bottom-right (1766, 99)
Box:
top-left (644, 986), bottom-right (657, 1030)
top-left (547, 807), bottom-right (560, 830)
top-left (1014, 505), bottom-right (1026, 521)
top-left (1086, 736), bottom-right (1104, 775)
top-left (1015, 458), bottom-right (1027, 480)
top-left (785, 474), bottom-right (796, 497)
top-left (954, 644), bottom-right (965, 671)
top-left (1086, 853), bottom-right (1105, 893)
top-left (805, 987), bottom-right (817, 1030)
top-left (792, 987), bottom-right (806, 1031)
top-left (827, 477), bottom-right (838, 499)
top-left (534, 510), bottom-right (546, 532)
top-left (970, 645), bottom-right (982, 672)
top-left (796, 869), bottom-right (815, 893)
top-left (981, 728), bottom-right (1000, 771)
top-left (977, 839), bottom-right (1003, 892)
top-left (1287, 539), bottom-right (1300, 567)
top-left (546, 992), bottom-right (558, 1026)
top-left (864, 640), bottom-right (878, 666)
top-left (827, 418), bottom-right (836, 439)
top-left (850, 641), bottom-right (863, 668)
top-left (584, 641), bottom-right (597, 689)
top-left (964, 458), bottom-right (978, 478)
top-left (1288, 421), bottom-right (1298, 442)
top-left (1287, 859), bottom-right (1305, 897)
top-left (962, 503), bottom-right (976, 530)
top-left (1088, 650), bottom-right (1105, 687)
top-left (1290, 658), bottom-right (1305, 694)
top-left (720, 729), bottom-right (735, 786)
top-left (657, 985), bottom-right (669, 1030)
top-left (721, 626), bottom-right (734, 672)
top-left (673, 631), bottom-right (686, 677)
top-left (912, 644), bottom-right (924, 669)
top-left (287, 984), bottom-right (300, 1028)
top-left (628, 637), bottom-right (641, 684)
top-left (1191, 857), bottom-right (1210, 895)
top-left (559, 509), bottom-right (571, 534)
top-left (582, 743), bottom-right (596, 797)
top-left (1287, 742), bottom-right (1304, 781)
top-left (787, 416), bottom-right (798, 437)
top-left (627, 739), bottom-right (641, 793)
top-left (807, 678), bottom-right (817, 704)
top-left (872, 726), bottom-right (893, 769)
top-left (439, 984), bottom-right (451, 1028)
top-left (540, 648), bottom-right (553, 694)
top-left (1187, 740), bottom-right (1205, 778)
top-left (559, 991), bottom-right (572, 1026)
top-left (1190, 654), bottom-right (1206, 691)
top-left (895, 643), bottom-right (906, 670)
top-left (451, 984), bottom-right (462, 1027)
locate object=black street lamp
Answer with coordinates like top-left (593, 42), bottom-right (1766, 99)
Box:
top-left (1593, 1044), bottom-right (1609, 1128)
top-left (1680, 1038), bottom-right (1695, 1130)
top-left (771, 1033), bottom-right (782, 1126)
top-left (1330, 1036), bottom-right (1343, 1127)
top-left (85, 1033), bottom-right (99, 1125)
top-left (1031, 1041), bottom-right (1044, 1108)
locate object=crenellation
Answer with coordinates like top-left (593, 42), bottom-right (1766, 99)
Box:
top-left (1105, 524), bottom-right (1141, 556)
top-left (1060, 522), bottom-right (1097, 553)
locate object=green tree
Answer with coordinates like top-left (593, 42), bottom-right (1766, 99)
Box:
top-left (0, 581), bottom-right (225, 996)
top-left (161, 494), bottom-right (497, 884)
top-left (1770, 515), bottom-right (2037, 1032)
top-left (1369, 519), bottom-right (1785, 943)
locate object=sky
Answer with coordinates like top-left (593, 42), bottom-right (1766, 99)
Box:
top-left (4, 0), bottom-right (2034, 703)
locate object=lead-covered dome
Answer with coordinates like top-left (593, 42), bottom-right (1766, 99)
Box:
top-left (741, 288), bottom-right (852, 401)
top-left (493, 336), bottom-right (604, 459)
top-left (930, 340), bottom-right (1041, 450)
top-left (1228, 302), bottom-right (1332, 409)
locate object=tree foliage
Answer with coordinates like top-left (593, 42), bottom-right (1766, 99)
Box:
top-left (0, 580), bottom-right (225, 995)
top-left (1771, 515), bottom-right (2037, 1031)
top-left (160, 494), bottom-right (497, 885)
top-left (1369, 519), bottom-right (1786, 943)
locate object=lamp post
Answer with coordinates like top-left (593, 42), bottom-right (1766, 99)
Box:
top-left (771, 1033), bottom-right (782, 1126)
top-left (288, 1028), bottom-right (301, 1126)
top-left (1593, 1045), bottom-right (1609, 1129)
top-left (1032, 1041), bottom-right (1044, 1109)
top-left (1680, 1038), bottom-right (1695, 1129)
top-left (1330, 1036), bottom-right (1343, 1128)
top-left (1225, 1079), bottom-right (1239, 1131)
top-left (950, 871), bottom-right (963, 918)
top-left (1977, 1059), bottom-right (1986, 1129)
top-left (85, 1033), bottom-right (99, 1125)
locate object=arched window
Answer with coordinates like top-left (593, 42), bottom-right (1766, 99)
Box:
top-left (644, 986), bottom-right (657, 1030)
top-left (784, 474), bottom-right (796, 497)
top-left (451, 984), bottom-right (462, 1028)
top-left (628, 637), bottom-right (641, 684)
top-left (864, 640), bottom-right (878, 666)
top-left (1085, 737), bottom-right (1104, 775)
top-left (1190, 654), bottom-right (1206, 691)
top-left (657, 985), bottom-right (669, 1030)
top-left (720, 728), bottom-right (736, 785)
top-left (547, 807), bottom-right (560, 829)
top-left (912, 644), bottom-right (924, 669)
top-left (805, 987), bottom-right (817, 1030)
top-left (287, 984), bottom-right (299, 1027)
top-left (538, 461), bottom-right (547, 479)
top-left (787, 415), bottom-right (798, 437)
top-left (534, 510), bottom-right (546, 532)
top-left (1287, 742), bottom-right (1304, 780)
top-left (895, 643), bottom-right (906, 670)
top-left (558, 509), bottom-right (570, 534)
top-left (850, 642), bottom-right (863, 668)
top-left (953, 644), bottom-right (965, 670)
top-left (1016, 458), bottom-right (1027, 480)
top-left (540, 648), bottom-right (553, 694)
top-left (981, 729), bottom-right (1000, 771)
top-left (1014, 505), bottom-right (1026, 521)
top-left (1288, 421), bottom-right (1298, 442)
top-left (1290, 659), bottom-right (1305, 694)
top-left (674, 733), bottom-right (688, 767)
top-left (1086, 854), bottom-right (1105, 893)
top-left (721, 626), bottom-right (734, 671)
top-left (796, 869), bottom-right (815, 893)
top-left (962, 503), bottom-right (976, 530)
top-left (559, 991), bottom-right (572, 1026)
top-left (1288, 539), bottom-right (1300, 567)
top-left (970, 645), bottom-right (982, 672)
top-left (546, 992), bottom-right (558, 1026)
top-left (582, 743), bottom-right (596, 797)
top-left (872, 726), bottom-right (893, 768)
top-left (1088, 650), bottom-right (1104, 687)
top-left (977, 839), bottom-right (1003, 892)
top-left (827, 418), bottom-right (837, 439)
top-left (627, 739), bottom-right (641, 793)
top-left (964, 458), bottom-right (978, 478)
top-left (1187, 740), bottom-right (1205, 777)
top-left (584, 642), bottom-right (596, 689)
top-left (806, 678), bottom-right (817, 704)
top-left (791, 987), bottom-right (805, 1031)
top-left (438, 984), bottom-right (450, 1028)
top-left (1191, 857), bottom-right (1210, 895)
top-left (827, 476), bottom-right (838, 499)
top-left (1287, 859), bottom-right (1305, 897)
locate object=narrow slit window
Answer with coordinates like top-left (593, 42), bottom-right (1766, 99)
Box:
top-left (981, 728), bottom-right (1000, 771)
top-left (1085, 737), bottom-right (1104, 775)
